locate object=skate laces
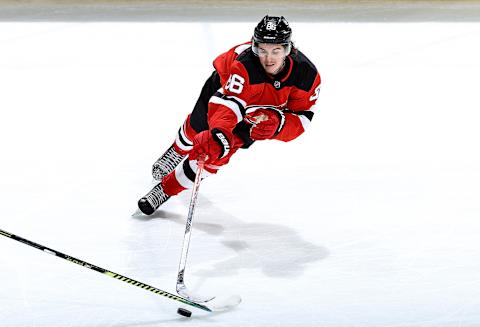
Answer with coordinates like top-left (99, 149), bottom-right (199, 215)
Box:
top-left (146, 184), bottom-right (169, 208)
top-left (153, 146), bottom-right (186, 177)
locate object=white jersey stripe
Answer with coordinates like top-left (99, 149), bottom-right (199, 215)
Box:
top-left (234, 43), bottom-right (251, 55)
top-left (209, 95), bottom-right (243, 123)
top-left (298, 115), bottom-right (311, 130)
top-left (175, 163), bottom-right (193, 189)
top-left (296, 104), bottom-right (316, 130)
top-left (217, 88), bottom-right (247, 107)
top-left (189, 160), bottom-right (215, 177)
top-left (175, 134), bottom-right (192, 152)
top-left (175, 160), bottom-right (213, 189)
top-left (179, 124), bottom-right (193, 145)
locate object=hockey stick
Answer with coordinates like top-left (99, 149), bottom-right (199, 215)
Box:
top-left (0, 228), bottom-right (211, 312)
top-left (175, 156), bottom-right (241, 310)
top-left (176, 155), bottom-right (212, 302)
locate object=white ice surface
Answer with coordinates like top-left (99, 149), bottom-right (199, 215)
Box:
top-left (1, 22), bottom-right (480, 326)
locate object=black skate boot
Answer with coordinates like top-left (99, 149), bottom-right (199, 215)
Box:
top-left (152, 145), bottom-right (186, 181)
top-left (138, 183), bottom-right (171, 215)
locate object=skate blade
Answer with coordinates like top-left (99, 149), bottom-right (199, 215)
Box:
top-left (131, 208), bottom-right (143, 217)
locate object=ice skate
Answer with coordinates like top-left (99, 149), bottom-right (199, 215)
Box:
top-left (138, 183), bottom-right (171, 215)
top-left (152, 145), bottom-right (186, 181)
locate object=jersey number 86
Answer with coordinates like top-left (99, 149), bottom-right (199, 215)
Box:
top-left (225, 74), bottom-right (245, 94)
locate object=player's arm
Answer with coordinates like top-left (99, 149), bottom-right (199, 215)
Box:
top-left (275, 72), bottom-right (321, 142)
top-left (207, 64), bottom-right (250, 132)
top-left (249, 72), bottom-right (321, 142)
top-left (189, 64), bottom-right (251, 164)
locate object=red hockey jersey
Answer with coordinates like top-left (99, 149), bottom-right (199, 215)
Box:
top-left (208, 42), bottom-right (321, 147)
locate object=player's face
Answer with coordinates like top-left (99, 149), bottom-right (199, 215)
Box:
top-left (257, 43), bottom-right (287, 75)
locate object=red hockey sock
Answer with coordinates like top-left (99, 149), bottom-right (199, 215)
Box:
top-left (172, 143), bottom-right (190, 156)
top-left (161, 171), bottom-right (187, 196)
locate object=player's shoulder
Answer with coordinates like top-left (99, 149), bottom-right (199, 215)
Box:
top-left (214, 42), bottom-right (263, 84)
top-left (289, 49), bottom-right (320, 91)
top-left (291, 48), bottom-right (318, 72)
top-left (233, 46), bottom-right (265, 85)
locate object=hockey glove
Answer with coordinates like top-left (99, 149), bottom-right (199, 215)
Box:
top-left (247, 108), bottom-right (285, 140)
top-left (190, 128), bottom-right (234, 165)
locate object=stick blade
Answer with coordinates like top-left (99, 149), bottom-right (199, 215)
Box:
top-left (177, 284), bottom-right (215, 303)
top-left (176, 283), bottom-right (241, 311)
top-left (206, 294), bottom-right (242, 312)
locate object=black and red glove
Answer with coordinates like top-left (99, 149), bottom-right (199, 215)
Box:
top-left (189, 128), bottom-right (235, 165)
top-left (246, 108), bottom-right (285, 140)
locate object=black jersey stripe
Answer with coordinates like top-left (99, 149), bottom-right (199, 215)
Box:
top-left (177, 127), bottom-right (192, 147)
top-left (182, 160), bottom-right (196, 183)
top-left (213, 92), bottom-right (247, 116)
top-left (284, 109), bottom-right (314, 121)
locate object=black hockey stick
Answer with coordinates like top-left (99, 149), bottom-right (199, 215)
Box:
top-left (0, 228), bottom-right (211, 312)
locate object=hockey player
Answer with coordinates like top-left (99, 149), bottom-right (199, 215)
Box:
top-left (138, 15), bottom-right (321, 215)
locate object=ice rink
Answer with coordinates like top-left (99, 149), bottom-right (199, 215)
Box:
top-left (1, 9), bottom-right (480, 327)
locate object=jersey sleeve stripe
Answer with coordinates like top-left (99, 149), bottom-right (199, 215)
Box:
top-left (284, 107), bottom-right (316, 130)
top-left (284, 108), bottom-right (315, 121)
top-left (298, 115), bottom-right (311, 130)
top-left (215, 89), bottom-right (247, 108)
top-left (209, 92), bottom-right (246, 123)
top-left (234, 43), bottom-right (251, 55)
top-left (296, 110), bottom-right (314, 121)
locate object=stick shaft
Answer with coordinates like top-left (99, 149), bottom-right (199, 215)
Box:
top-left (177, 157), bottom-right (205, 289)
top-left (0, 228), bottom-right (211, 312)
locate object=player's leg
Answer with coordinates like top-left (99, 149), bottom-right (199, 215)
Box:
top-left (151, 71), bottom-right (220, 180)
top-left (139, 140), bottom-right (240, 215)
top-left (151, 116), bottom-right (195, 180)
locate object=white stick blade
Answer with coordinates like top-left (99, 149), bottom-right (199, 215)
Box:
top-left (177, 284), bottom-right (215, 303)
top-left (206, 294), bottom-right (242, 312)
